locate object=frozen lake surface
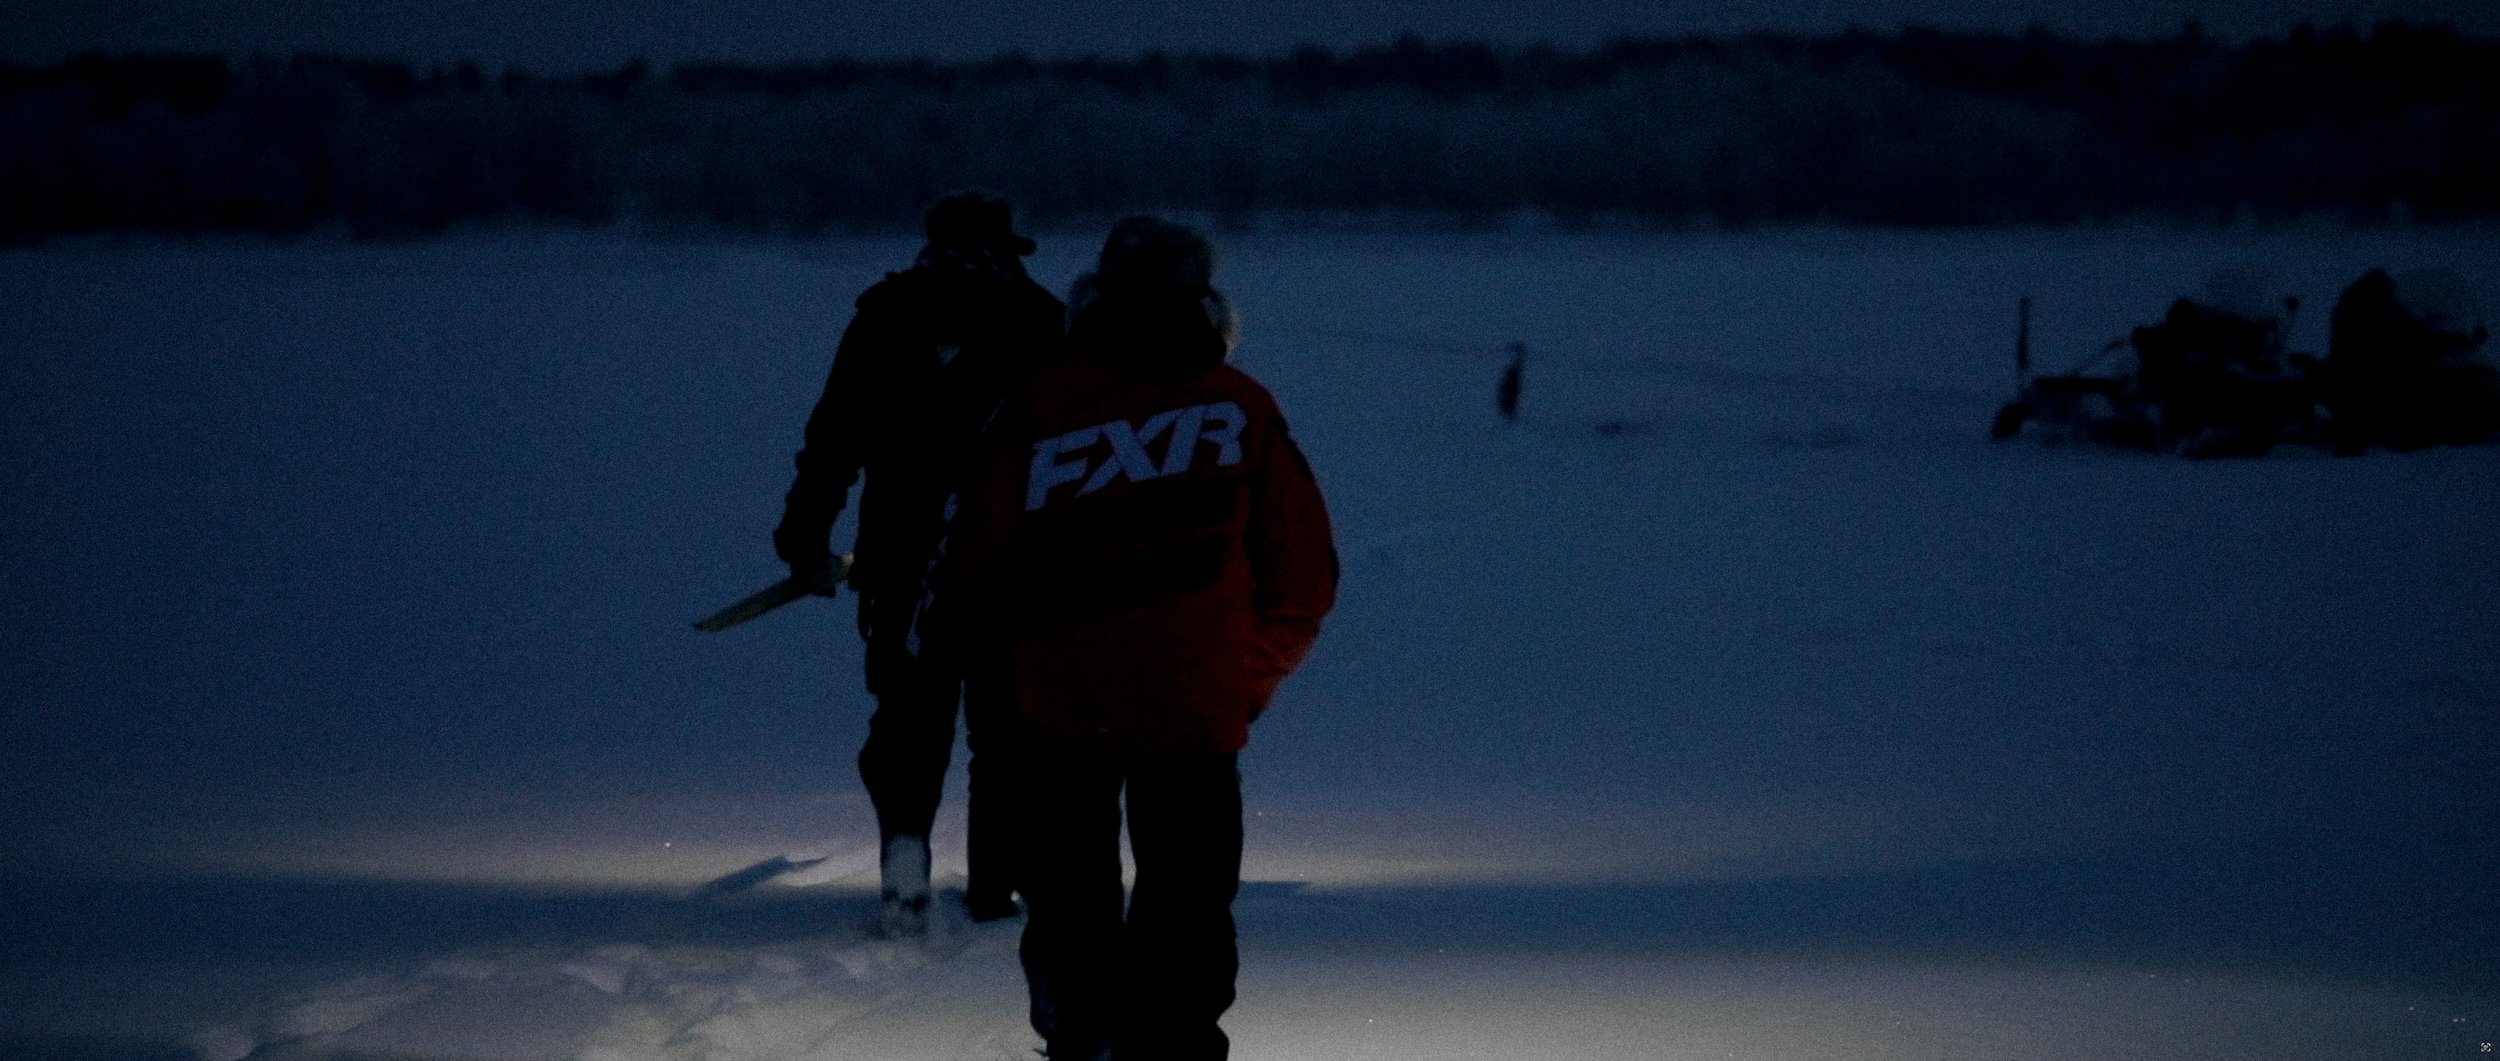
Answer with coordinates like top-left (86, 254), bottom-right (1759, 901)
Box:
top-left (1, 224), bottom-right (2494, 1059)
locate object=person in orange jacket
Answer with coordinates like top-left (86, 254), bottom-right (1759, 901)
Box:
top-left (930, 216), bottom-right (1337, 1061)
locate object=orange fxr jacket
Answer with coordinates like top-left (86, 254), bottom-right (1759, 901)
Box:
top-left (938, 338), bottom-right (1337, 756)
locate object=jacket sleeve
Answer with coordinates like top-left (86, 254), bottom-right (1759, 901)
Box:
top-left (774, 298), bottom-right (880, 567)
top-left (1244, 416), bottom-right (1338, 710)
top-left (923, 391), bottom-right (1032, 650)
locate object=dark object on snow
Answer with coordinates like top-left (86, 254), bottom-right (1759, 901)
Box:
top-left (2127, 296), bottom-right (2315, 456)
top-left (1993, 294), bottom-right (2315, 456)
top-left (1991, 294), bottom-right (2167, 450)
top-left (1497, 341), bottom-right (1526, 422)
top-left (2320, 268), bottom-right (2499, 453)
top-left (1996, 270), bottom-right (2496, 457)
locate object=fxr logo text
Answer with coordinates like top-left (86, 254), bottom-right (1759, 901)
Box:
top-left (1027, 401), bottom-right (1247, 511)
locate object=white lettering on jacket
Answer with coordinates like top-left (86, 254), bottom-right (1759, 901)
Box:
top-left (1027, 401), bottom-right (1245, 511)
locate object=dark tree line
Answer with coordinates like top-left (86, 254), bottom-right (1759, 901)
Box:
top-left (3, 23), bottom-right (2493, 241)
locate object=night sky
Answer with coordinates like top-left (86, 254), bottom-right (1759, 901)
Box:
top-left (8, 0), bottom-right (2496, 70)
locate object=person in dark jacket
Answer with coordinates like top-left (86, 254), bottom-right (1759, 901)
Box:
top-left (933, 216), bottom-right (1338, 1061)
top-left (774, 191), bottom-right (1064, 930)
top-left (2326, 267), bottom-right (2500, 452)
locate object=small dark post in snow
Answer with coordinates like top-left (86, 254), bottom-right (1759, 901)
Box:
top-left (2015, 296), bottom-right (2033, 387)
top-left (1497, 341), bottom-right (1527, 422)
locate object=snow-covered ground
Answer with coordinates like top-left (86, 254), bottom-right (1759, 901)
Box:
top-left (1, 223), bottom-right (2494, 1060)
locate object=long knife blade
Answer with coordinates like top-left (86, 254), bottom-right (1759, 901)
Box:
top-left (692, 556), bottom-right (852, 633)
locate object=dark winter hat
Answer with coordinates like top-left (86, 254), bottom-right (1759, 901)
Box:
top-left (1093, 215), bottom-right (1216, 295)
top-left (925, 191), bottom-right (1036, 255)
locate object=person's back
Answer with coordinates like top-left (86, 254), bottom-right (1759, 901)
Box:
top-left (774, 191), bottom-right (1062, 930)
top-left (781, 210), bottom-right (1064, 599)
top-left (938, 216), bottom-right (1336, 1061)
top-left (965, 321), bottom-right (1329, 751)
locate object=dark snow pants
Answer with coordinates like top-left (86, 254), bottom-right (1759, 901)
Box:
top-left (1020, 750), bottom-right (1243, 1061)
top-left (855, 596), bottom-right (1022, 903)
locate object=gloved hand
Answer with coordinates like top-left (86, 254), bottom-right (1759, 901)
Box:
top-left (773, 518), bottom-right (834, 585)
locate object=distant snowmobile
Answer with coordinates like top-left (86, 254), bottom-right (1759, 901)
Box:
top-left (1991, 269), bottom-right (2495, 456)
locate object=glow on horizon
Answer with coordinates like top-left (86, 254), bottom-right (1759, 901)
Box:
top-left (153, 787), bottom-right (2106, 894)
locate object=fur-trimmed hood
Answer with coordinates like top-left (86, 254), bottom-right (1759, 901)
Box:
top-left (1065, 276), bottom-right (1238, 381)
top-left (1064, 216), bottom-right (1240, 381)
